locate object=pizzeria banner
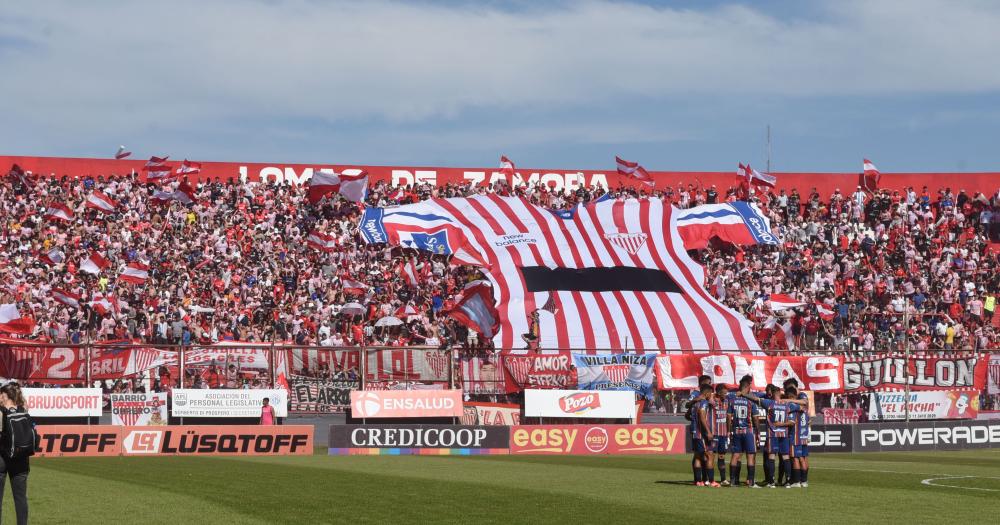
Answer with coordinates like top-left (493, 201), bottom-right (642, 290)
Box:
top-left (867, 390), bottom-right (980, 421)
top-left (289, 375), bottom-right (357, 413)
top-left (111, 392), bottom-right (168, 426)
top-left (461, 403), bottom-right (521, 426)
top-left (574, 354), bottom-right (656, 399)
top-left (502, 352), bottom-right (575, 393)
top-left (655, 354), bottom-right (843, 392)
top-left (843, 354), bottom-right (988, 393)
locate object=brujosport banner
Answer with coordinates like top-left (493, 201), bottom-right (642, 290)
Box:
top-left (573, 354), bottom-right (656, 399)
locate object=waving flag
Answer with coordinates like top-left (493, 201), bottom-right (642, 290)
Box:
top-left (744, 164), bottom-right (776, 188)
top-left (119, 262), bottom-right (150, 284)
top-left (395, 304), bottom-right (420, 318)
top-left (338, 170), bottom-right (368, 203)
top-left (615, 156), bottom-right (655, 188)
top-left (176, 160), bottom-right (202, 175)
top-left (44, 203), bottom-right (75, 222)
top-left (40, 248), bottom-right (65, 266)
top-left (360, 195), bottom-right (758, 351)
top-left (341, 277), bottom-right (368, 295)
top-left (401, 260), bottom-right (420, 286)
top-left (815, 302), bottom-right (836, 321)
top-left (308, 169), bottom-right (342, 204)
top-left (80, 251), bottom-right (110, 275)
top-left (90, 293), bottom-right (123, 316)
top-left (861, 158), bottom-right (880, 193)
top-left (308, 169), bottom-right (368, 204)
top-left (51, 288), bottom-right (81, 309)
top-left (144, 155), bottom-right (173, 181)
top-left (445, 281), bottom-right (500, 339)
top-left (174, 181), bottom-right (197, 204)
top-left (499, 155), bottom-right (516, 177)
top-left (306, 231), bottom-right (337, 252)
top-left (115, 145), bottom-right (132, 159)
top-left (0, 304), bottom-right (34, 335)
top-left (675, 202), bottom-right (778, 250)
top-left (8, 164), bottom-right (30, 186)
top-left (766, 294), bottom-right (806, 311)
top-left (86, 191), bottom-right (118, 213)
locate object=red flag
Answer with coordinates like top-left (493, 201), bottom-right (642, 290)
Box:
top-left (80, 251), bottom-right (110, 275)
top-left (861, 158), bottom-right (880, 193)
top-left (85, 191), bottom-right (118, 213)
top-left (444, 281), bottom-right (499, 339)
top-left (499, 155), bottom-right (516, 177)
top-left (0, 304), bottom-right (35, 335)
top-left (115, 145), bottom-right (132, 159)
top-left (176, 160), bottom-right (202, 175)
top-left (401, 260), bottom-right (420, 286)
top-left (44, 203), bottom-right (75, 222)
top-left (307, 170), bottom-right (341, 204)
top-left (306, 231), bottom-right (337, 252)
top-left (615, 156), bottom-right (655, 188)
top-left (51, 288), bottom-right (81, 309)
top-left (119, 261), bottom-right (150, 284)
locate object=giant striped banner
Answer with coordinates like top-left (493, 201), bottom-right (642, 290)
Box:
top-left (360, 196), bottom-right (758, 351)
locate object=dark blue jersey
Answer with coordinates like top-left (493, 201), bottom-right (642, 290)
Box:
top-left (760, 398), bottom-right (793, 438)
top-left (727, 393), bottom-right (756, 434)
top-left (792, 393), bottom-right (810, 445)
top-left (690, 399), bottom-right (711, 439)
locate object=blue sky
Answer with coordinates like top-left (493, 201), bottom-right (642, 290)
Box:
top-left (2, 0), bottom-right (999, 172)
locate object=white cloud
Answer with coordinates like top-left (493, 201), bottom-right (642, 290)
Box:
top-left (1, 0), bottom-right (999, 153)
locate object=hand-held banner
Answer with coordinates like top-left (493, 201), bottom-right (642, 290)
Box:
top-left (502, 352), bottom-right (575, 393)
top-left (655, 354), bottom-right (843, 392)
top-left (843, 354), bottom-right (987, 392)
top-left (573, 354), bottom-right (656, 399)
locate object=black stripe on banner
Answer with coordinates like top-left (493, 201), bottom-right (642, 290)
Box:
top-left (520, 266), bottom-right (683, 293)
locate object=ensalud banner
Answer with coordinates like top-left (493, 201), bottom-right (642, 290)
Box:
top-left (35, 425), bottom-right (313, 457)
top-left (171, 389), bottom-right (288, 418)
top-left (24, 388), bottom-right (103, 417)
top-left (655, 354), bottom-right (843, 392)
top-left (502, 352), bottom-right (575, 393)
top-left (289, 375), bottom-right (357, 413)
top-left (867, 390), bottom-right (980, 421)
top-left (843, 354), bottom-right (987, 392)
top-left (509, 424), bottom-right (685, 455)
top-left (573, 354), bottom-right (656, 399)
top-left (350, 390), bottom-right (463, 418)
top-left (111, 392), bottom-right (168, 426)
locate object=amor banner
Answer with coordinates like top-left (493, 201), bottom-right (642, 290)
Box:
top-left (502, 352), bottom-right (576, 393)
top-left (655, 354), bottom-right (844, 392)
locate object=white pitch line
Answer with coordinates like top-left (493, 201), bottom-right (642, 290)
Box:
top-left (921, 476), bottom-right (1000, 492)
top-left (813, 466), bottom-right (961, 476)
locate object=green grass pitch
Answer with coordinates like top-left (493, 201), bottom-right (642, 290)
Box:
top-left (19, 449), bottom-right (1000, 524)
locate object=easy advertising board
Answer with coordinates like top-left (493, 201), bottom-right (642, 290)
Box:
top-left (328, 424), bottom-right (509, 455)
top-left (35, 425), bottom-right (314, 457)
top-left (509, 424), bottom-right (686, 455)
top-left (524, 390), bottom-right (636, 419)
top-left (171, 389), bottom-right (288, 418)
top-left (24, 388), bottom-right (102, 417)
top-left (349, 390), bottom-right (463, 418)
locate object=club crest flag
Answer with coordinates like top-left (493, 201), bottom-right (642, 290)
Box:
top-left (573, 354), bottom-right (657, 399)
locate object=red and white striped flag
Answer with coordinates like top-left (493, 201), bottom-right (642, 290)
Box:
top-left (307, 169), bottom-right (341, 204)
top-left (119, 261), bottom-right (150, 284)
top-left (744, 164), bottom-right (777, 187)
top-left (861, 158), bottom-right (880, 193)
top-left (115, 145), bottom-right (132, 159)
top-left (395, 304), bottom-right (420, 318)
top-left (767, 293), bottom-right (805, 311)
top-left (338, 169), bottom-right (368, 203)
top-left (40, 248), bottom-right (65, 266)
top-left (51, 288), bottom-right (81, 309)
top-left (306, 231), bottom-right (337, 252)
top-left (815, 302), bottom-right (836, 321)
top-left (44, 203), bottom-right (75, 222)
top-left (144, 155), bottom-right (174, 181)
top-left (176, 160), bottom-right (202, 175)
top-left (615, 156), bottom-right (655, 188)
top-left (174, 181), bottom-right (197, 204)
top-left (499, 155), bottom-right (516, 177)
top-left (80, 251), bottom-right (110, 275)
top-left (0, 304), bottom-right (35, 335)
top-left (86, 191), bottom-right (118, 213)
top-left (341, 277), bottom-right (368, 295)
top-left (90, 293), bottom-right (123, 315)
top-left (401, 260), bottom-right (420, 286)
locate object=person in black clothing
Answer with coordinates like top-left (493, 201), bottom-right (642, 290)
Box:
top-left (0, 382), bottom-right (29, 525)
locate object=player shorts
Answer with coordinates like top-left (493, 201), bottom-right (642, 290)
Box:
top-left (769, 436), bottom-right (790, 455)
top-left (793, 445), bottom-right (809, 457)
top-left (692, 436), bottom-right (708, 454)
top-left (730, 432), bottom-right (756, 454)
top-left (714, 437), bottom-right (729, 454)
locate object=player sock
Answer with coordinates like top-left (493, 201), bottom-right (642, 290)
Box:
top-left (718, 458), bottom-right (726, 482)
top-left (747, 465), bottom-right (756, 485)
top-left (778, 459), bottom-right (786, 485)
top-left (764, 459), bottom-right (774, 484)
top-left (781, 459), bottom-right (791, 485)
top-left (694, 466), bottom-right (703, 484)
top-left (731, 462), bottom-right (741, 485)
top-left (707, 466), bottom-right (715, 483)
top-left (790, 468), bottom-right (800, 485)
top-left (801, 468), bottom-right (808, 483)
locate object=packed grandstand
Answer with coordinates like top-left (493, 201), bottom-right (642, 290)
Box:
top-left (2, 156), bottom-right (999, 413)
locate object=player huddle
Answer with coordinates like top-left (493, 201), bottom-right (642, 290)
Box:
top-left (688, 375), bottom-right (810, 488)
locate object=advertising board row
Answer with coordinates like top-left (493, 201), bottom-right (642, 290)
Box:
top-left (36, 425), bottom-right (314, 457)
top-left (329, 420), bottom-right (1000, 455)
top-left (27, 388), bottom-right (288, 419)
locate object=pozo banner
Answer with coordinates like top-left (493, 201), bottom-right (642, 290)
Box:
top-left (171, 389), bottom-right (288, 418)
top-left (867, 390), bottom-right (980, 421)
top-left (509, 424), bottom-right (685, 455)
top-left (290, 375), bottom-right (357, 413)
top-left (502, 352), bottom-right (575, 393)
top-left (35, 425), bottom-right (313, 457)
top-left (573, 354), bottom-right (656, 399)
top-left (843, 354), bottom-right (987, 392)
top-left (111, 392), bottom-right (168, 426)
top-left (655, 354), bottom-right (843, 392)
top-left (524, 390), bottom-right (636, 419)
top-left (328, 425), bottom-right (510, 455)
top-left (24, 388), bottom-right (103, 417)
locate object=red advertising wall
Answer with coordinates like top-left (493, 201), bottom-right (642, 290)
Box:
top-left (4, 155), bottom-right (999, 199)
